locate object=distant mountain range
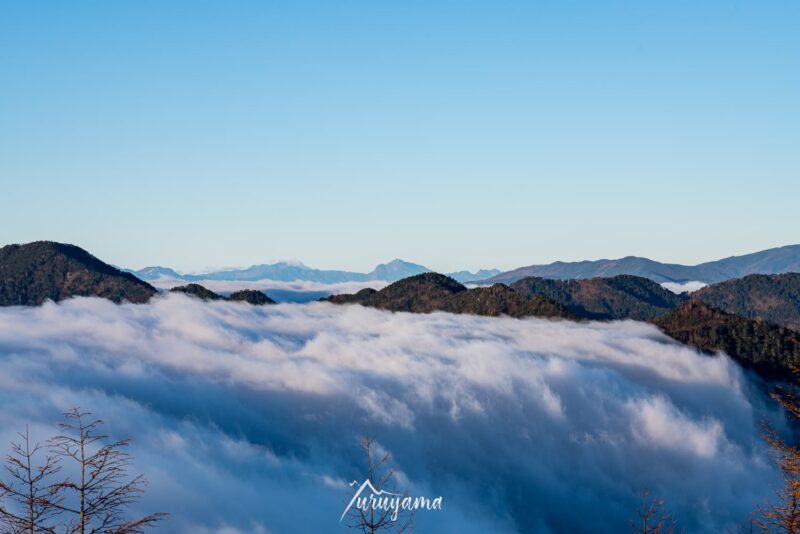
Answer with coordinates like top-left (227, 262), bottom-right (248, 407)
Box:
top-left (127, 259), bottom-right (500, 284)
top-left (482, 244), bottom-right (800, 284)
top-left (128, 244), bottom-right (800, 287)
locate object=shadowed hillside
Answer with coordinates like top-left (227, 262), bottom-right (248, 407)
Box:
top-left (443, 284), bottom-right (574, 319)
top-left (693, 273), bottom-right (800, 331)
top-left (655, 301), bottom-right (800, 376)
top-left (169, 283), bottom-right (224, 301)
top-left (326, 287), bottom-right (378, 305)
top-left (0, 241), bottom-right (156, 305)
top-left (331, 273), bottom-right (466, 313)
top-left (170, 284), bottom-right (275, 305)
top-left (228, 289), bottom-right (276, 305)
top-left (510, 275), bottom-right (686, 320)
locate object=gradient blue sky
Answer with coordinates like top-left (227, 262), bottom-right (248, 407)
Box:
top-left (1, 1), bottom-right (798, 273)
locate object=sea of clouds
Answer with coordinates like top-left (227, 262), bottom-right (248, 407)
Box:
top-left (0, 295), bottom-right (786, 533)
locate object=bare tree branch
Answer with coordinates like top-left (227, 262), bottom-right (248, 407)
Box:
top-left (629, 487), bottom-right (679, 534)
top-left (0, 425), bottom-right (63, 534)
top-left (748, 362), bottom-right (800, 533)
top-left (345, 432), bottom-right (414, 534)
top-left (48, 408), bottom-right (166, 534)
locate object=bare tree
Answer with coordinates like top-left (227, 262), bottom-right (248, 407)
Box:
top-left (755, 431), bottom-right (800, 532)
top-left (0, 426), bottom-right (63, 533)
top-left (48, 408), bottom-right (165, 534)
top-left (754, 364), bottom-right (800, 533)
top-left (630, 487), bottom-right (678, 534)
top-left (772, 365), bottom-right (800, 421)
top-left (344, 433), bottom-right (413, 534)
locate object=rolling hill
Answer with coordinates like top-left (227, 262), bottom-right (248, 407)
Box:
top-left (655, 301), bottom-right (800, 377)
top-left (510, 275), bottom-right (686, 321)
top-left (692, 273), bottom-right (800, 331)
top-left (443, 284), bottom-right (573, 319)
top-left (0, 241), bottom-right (156, 305)
top-left (228, 289), bottom-right (276, 305)
top-left (169, 284), bottom-right (275, 305)
top-left (169, 283), bottom-right (224, 301)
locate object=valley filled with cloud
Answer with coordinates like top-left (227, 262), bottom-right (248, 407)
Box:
top-left (0, 296), bottom-right (784, 533)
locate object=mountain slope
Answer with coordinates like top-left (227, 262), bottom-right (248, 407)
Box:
top-left (128, 266), bottom-right (183, 280)
top-left (490, 257), bottom-right (695, 285)
top-left (228, 289), bottom-right (276, 305)
top-left (692, 273), bottom-right (800, 330)
top-left (169, 283), bottom-right (224, 301)
top-left (692, 245), bottom-right (800, 283)
top-left (510, 275), bottom-right (686, 321)
top-left (169, 284), bottom-right (275, 305)
top-left (443, 284), bottom-right (573, 319)
top-left (484, 244), bottom-right (800, 284)
top-left (367, 259), bottom-right (430, 281)
top-left (448, 269), bottom-right (502, 283)
top-left (0, 241), bottom-right (156, 305)
top-left (655, 301), bottom-right (800, 376)
top-left (354, 273), bottom-right (466, 313)
top-left (326, 288), bottom-right (379, 305)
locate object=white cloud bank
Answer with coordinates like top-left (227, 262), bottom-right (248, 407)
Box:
top-left (0, 296), bottom-right (784, 533)
top-left (661, 281), bottom-right (708, 294)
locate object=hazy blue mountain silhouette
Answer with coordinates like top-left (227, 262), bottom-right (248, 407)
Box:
top-left (483, 245), bottom-right (800, 284)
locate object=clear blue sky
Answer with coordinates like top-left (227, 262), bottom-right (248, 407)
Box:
top-left (1, 1), bottom-right (798, 273)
